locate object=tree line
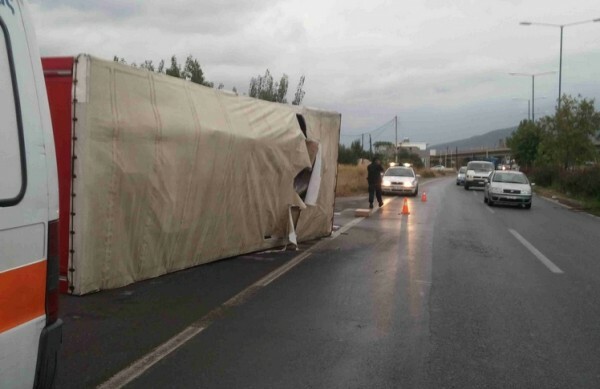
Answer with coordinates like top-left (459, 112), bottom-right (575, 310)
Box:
top-left (507, 95), bottom-right (600, 170)
top-left (507, 94), bottom-right (600, 200)
top-left (338, 140), bottom-right (423, 168)
top-left (113, 54), bottom-right (305, 105)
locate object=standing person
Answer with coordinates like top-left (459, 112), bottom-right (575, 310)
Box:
top-left (367, 158), bottom-right (384, 208)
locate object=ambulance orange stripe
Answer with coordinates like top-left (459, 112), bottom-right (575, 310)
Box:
top-left (0, 260), bottom-right (46, 333)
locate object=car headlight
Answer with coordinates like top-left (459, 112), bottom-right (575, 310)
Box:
top-left (383, 181), bottom-right (391, 187)
top-left (490, 186), bottom-right (502, 194)
top-left (412, 179), bottom-right (418, 186)
top-left (521, 189), bottom-right (531, 195)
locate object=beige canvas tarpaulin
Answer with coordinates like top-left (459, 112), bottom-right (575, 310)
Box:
top-left (68, 55), bottom-right (340, 295)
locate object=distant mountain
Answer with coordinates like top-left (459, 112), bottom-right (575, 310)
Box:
top-left (430, 126), bottom-right (517, 151)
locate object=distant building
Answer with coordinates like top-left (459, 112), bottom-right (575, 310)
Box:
top-left (396, 138), bottom-right (429, 166)
top-left (374, 142), bottom-right (395, 158)
top-left (397, 138), bottom-right (427, 153)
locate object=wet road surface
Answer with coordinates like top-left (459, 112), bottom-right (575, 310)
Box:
top-left (57, 178), bottom-right (600, 388)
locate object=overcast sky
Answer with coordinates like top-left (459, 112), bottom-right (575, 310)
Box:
top-left (29, 0), bottom-right (600, 146)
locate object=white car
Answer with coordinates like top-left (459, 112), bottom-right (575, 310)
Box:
top-left (484, 171), bottom-right (533, 209)
top-left (464, 161), bottom-right (494, 190)
top-left (382, 166), bottom-right (419, 196)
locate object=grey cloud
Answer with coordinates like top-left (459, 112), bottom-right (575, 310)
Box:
top-left (29, 0), bottom-right (600, 145)
top-left (31, 0), bottom-right (277, 35)
top-left (30, 0), bottom-right (139, 18)
top-left (134, 0), bottom-right (276, 35)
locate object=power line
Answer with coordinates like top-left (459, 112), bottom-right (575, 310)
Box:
top-left (339, 133), bottom-right (365, 138)
top-left (340, 117), bottom-right (396, 139)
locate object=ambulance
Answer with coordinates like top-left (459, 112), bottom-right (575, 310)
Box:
top-left (1, 1), bottom-right (62, 388)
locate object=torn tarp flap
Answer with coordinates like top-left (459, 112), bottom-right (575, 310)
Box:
top-left (304, 143), bottom-right (322, 206)
top-left (287, 206), bottom-right (298, 247)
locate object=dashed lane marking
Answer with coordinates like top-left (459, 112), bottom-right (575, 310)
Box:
top-left (508, 229), bottom-right (563, 274)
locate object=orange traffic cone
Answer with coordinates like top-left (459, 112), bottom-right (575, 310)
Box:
top-left (401, 198), bottom-right (410, 215)
top-left (421, 192), bottom-right (427, 202)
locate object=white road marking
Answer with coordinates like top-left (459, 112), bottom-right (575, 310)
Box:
top-left (330, 217), bottom-right (365, 239)
top-left (538, 195), bottom-right (572, 210)
top-left (485, 206), bottom-right (495, 214)
top-left (258, 252), bottom-right (312, 286)
top-left (330, 197), bottom-right (398, 239)
top-left (415, 280), bottom-right (432, 284)
top-left (508, 229), bottom-right (564, 274)
top-left (98, 179), bottom-right (443, 388)
top-left (99, 251), bottom-right (313, 389)
top-left (472, 190), bottom-right (478, 196)
top-left (97, 326), bottom-right (205, 389)
top-left (538, 194), bottom-right (600, 220)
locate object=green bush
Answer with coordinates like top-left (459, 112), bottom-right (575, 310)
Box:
top-left (529, 166), bottom-right (600, 200)
top-left (528, 166), bottom-right (558, 187)
top-left (558, 167), bottom-right (600, 199)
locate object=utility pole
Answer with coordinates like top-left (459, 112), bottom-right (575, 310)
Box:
top-left (394, 115), bottom-right (398, 164)
top-left (369, 134), bottom-right (373, 159)
top-left (445, 147), bottom-right (448, 167)
top-left (456, 147), bottom-right (458, 168)
top-left (361, 134), bottom-right (364, 150)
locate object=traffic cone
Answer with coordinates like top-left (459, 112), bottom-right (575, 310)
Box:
top-left (421, 192), bottom-right (427, 202)
top-left (401, 198), bottom-right (410, 215)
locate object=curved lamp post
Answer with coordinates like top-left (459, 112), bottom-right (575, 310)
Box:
top-left (520, 18), bottom-right (600, 109)
top-left (509, 72), bottom-right (555, 121)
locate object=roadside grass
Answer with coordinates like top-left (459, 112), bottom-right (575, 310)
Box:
top-left (335, 164), bottom-right (455, 197)
top-left (417, 169), bottom-right (436, 178)
top-left (534, 185), bottom-right (600, 217)
top-left (336, 164), bottom-right (368, 197)
top-left (416, 168), bottom-right (454, 179)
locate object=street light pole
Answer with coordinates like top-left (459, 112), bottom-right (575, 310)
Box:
top-left (532, 75), bottom-right (535, 121)
top-left (520, 18), bottom-right (600, 109)
top-left (394, 115), bottom-right (398, 164)
top-left (559, 25), bottom-right (563, 108)
top-left (509, 72), bottom-right (555, 121)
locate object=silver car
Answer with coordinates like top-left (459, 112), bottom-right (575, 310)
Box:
top-left (484, 171), bottom-right (533, 209)
top-left (456, 166), bottom-right (467, 186)
top-left (382, 166), bottom-right (419, 196)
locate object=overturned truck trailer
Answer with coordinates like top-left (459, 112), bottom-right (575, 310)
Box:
top-left (42, 55), bottom-right (341, 295)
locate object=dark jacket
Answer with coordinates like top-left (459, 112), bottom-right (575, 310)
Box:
top-left (367, 162), bottom-right (384, 185)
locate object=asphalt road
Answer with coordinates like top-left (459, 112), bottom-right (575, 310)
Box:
top-left (58, 177), bottom-right (600, 388)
